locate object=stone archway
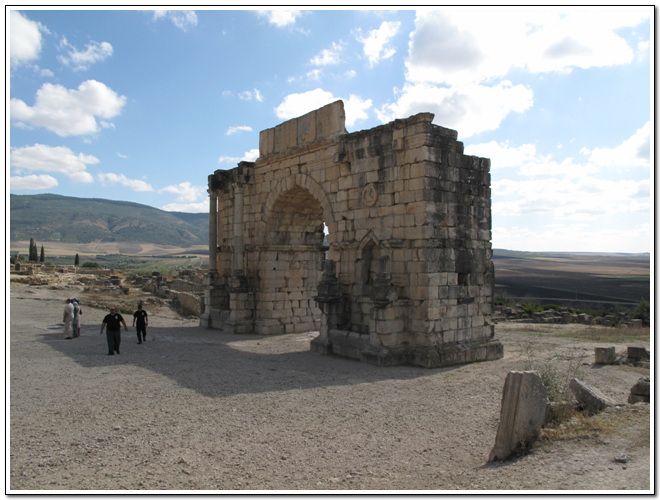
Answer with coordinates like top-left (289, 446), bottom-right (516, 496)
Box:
top-left (254, 184), bottom-right (329, 335)
top-left (201, 100), bottom-right (503, 368)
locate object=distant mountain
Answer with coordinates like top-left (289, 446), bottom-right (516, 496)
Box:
top-left (10, 194), bottom-right (208, 246)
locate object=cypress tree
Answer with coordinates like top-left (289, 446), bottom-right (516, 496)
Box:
top-left (74, 253), bottom-right (80, 266)
top-left (40, 245), bottom-right (45, 263)
top-left (29, 238), bottom-right (37, 262)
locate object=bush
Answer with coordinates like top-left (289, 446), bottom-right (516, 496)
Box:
top-left (521, 343), bottom-right (585, 403)
top-left (521, 303), bottom-right (544, 315)
top-left (632, 299), bottom-right (650, 325)
top-left (81, 261), bottom-right (101, 268)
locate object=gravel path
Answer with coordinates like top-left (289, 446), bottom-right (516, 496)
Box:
top-left (9, 282), bottom-right (651, 492)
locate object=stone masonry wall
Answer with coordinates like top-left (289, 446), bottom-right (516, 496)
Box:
top-left (203, 101), bottom-right (502, 368)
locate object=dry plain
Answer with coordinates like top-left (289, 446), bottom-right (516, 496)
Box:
top-left (8, 274), bottom-right (651, 492)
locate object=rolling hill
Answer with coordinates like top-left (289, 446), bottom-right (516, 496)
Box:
top-left (10, 194), bottom-right (208, 247)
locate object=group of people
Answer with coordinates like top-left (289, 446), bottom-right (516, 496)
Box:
top-left (99, 302), bottom-right (149, 355)
top-left (62, 298), bottom-right (82, 339)
top-left (63, 298), bottom-right (149, 356)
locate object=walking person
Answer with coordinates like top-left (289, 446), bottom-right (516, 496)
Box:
top-left (63, 298), bottom-right (74, 339)
top-left (132, 302), bottom-right (149, 344)
top-left (71, 298), bottom-right (81, 338)
top-left (100, 307), bottom-right (127, 355)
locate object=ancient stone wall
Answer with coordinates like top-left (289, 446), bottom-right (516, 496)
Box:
top-left (201, 101), bottom-right (502, 368)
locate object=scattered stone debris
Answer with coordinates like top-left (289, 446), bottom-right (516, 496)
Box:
top-left (594, 346), bottom-right (616, 365)
top-left (494, 304), bottom-right (647, 328)
top-left (569, 378), bottom-right (617, 415)
top-left (489, 371), bottom-right (549, 462)
top-left (628, 377), bottom-right (650, 404)
top-left (614, 454), bottom-right (630, 464)
top-left (626, 346), bottom-right (650, 363)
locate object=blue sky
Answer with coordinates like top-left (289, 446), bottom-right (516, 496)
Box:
top-left (8, 6), bottom-right (653, 252)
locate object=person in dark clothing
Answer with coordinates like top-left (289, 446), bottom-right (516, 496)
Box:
top-left (132, 302), bottom-right (149, 344)
top-left (100, 307), bottom-right (127, 355)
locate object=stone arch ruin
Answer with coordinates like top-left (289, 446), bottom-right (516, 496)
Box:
top-left (201, 100), bottom-right (503, 368)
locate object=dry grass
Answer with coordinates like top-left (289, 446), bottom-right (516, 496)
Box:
top-left (540, 413), bottom-right (616, 442)
top-left (540, 404), bottom-right (650, 446)
top-left (550, 326), bottom-right (649, 343)
top-left (512, 323), bottom-right (649, 343)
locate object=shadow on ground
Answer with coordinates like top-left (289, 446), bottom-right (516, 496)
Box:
top-left (36, 324), bottom-right (463, 398)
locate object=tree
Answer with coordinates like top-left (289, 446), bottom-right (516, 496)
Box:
top-left (28, 238), bottom-right (38, 262)
top-left (40, 245), bottom-right (45, 263)
top-left (74, 253), bottom-right (80, 266)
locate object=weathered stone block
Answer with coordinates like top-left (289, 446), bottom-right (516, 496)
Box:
top-left (489, 371), bottom-right (548, 462)
top-left (595, 346), bottom-right (616, 365)
top-left (569, 378), bottom-right (617, 415)
top-left (628, 377), bottom-right (650, 404)
top-left (627, 346), bottom-right (650, 362)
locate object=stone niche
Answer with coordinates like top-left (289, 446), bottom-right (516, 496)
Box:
top-left (201, 100), bottom-right (503, 368)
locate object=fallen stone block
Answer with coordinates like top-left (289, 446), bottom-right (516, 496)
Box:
top-left (627, 346), bottom-right (650, 362)
top-left (489, 371), bottom-right (548, 462)
top-left (594, 347), bottom-right (616, 365)
top-left (628, 377), bottom-right (650, 404)
top-left (569, 378), bottom-right (617, 415)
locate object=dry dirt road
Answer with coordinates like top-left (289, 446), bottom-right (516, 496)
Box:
top-left (8, 281), bottom-right (651, 492)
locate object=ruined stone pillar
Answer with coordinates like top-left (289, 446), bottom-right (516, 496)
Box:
top-left (231, 183), bottom-right (244, 274)
top-left (311, 260), bottom-right (342, 354)
top-left (208, 190), bottom-right (218, 273)
top-left (200, 190), bottom-right (219, 328)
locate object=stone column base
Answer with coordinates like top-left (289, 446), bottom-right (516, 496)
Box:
top-left (311, 332), bottom-right (504, 368)
top-left (200, 309), bottom-right (230, 330)
top-left (408, 339), bottom-right (504, 368)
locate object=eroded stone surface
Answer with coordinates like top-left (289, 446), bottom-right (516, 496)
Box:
top-left (489, 371), bottom-right (548, 462)
top-left (570, 378), bottom-right (617, 415)
top-left (202, 100), bottom-right (503, 368)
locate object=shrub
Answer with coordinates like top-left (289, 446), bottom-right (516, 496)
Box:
top-left (521, 303), bottom-right (544, 315)
top-left (632, 299), bottom-right (650, 325)
top-left (81, 261), bottom-right (100, 268)
top-left (521, 343), bottom-right (585, 402)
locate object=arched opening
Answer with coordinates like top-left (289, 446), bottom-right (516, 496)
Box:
top-left (255, 185), bottom-right (329, 335)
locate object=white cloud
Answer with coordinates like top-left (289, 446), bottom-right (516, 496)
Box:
top-left (39, 67), bottom-right (54, 77)
top-left (218, 148), bottom-right (260, 165)
top-left (242, 148), bottom-right (259, 162)
top-left (116, 152), bottom-right (128, 159)
top-left (358, 21), bottom-right (401, 67)
top-left (275, 88), bottom-right (372, 128)
top-left (160, 181), bottom-right (205, 202)
top-left (465, 124), bottom-right (651, 252)
top-left (310, 41), bottom-right (343, 66)
top-left (467, 122), bottom-right (650, 176)
top-left (406, 8), bottom-right (648, 86)
top-left (11, 144), bottom-right (98, 183)
top-left (344, 95), bottom-right (373, 128)
top-left (306, 69), bottom-right (322, 81)
top-left (238, 88), bottom-right (264, 102)
top-left (161, 201), bottom-right (208, 213)
top-left (58, 37), bottom-right (113, 71)
top-left (580, 121), bottom-right (650, 170)
top-left (97, 172), bottom-right (154, 192)
top-left (257, 10), bottom-right (301, 28)
top-left (10, 11), bottom-right (43, 64)
top-left (153, 10), bottom-right (198, 31)
top-left (10, 80), bottom-right (126, 137)
top-left (377, 81), bottom-right (533, 138)
top-left (493, 224), bottom-right (650, 253)
top-left (11, 174), bottom-right (58, 191)
top-left (226, 125), bottom-right (253, 136)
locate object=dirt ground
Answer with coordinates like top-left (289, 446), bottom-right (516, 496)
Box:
top-left (8, 278), bottom-right (652, 492)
